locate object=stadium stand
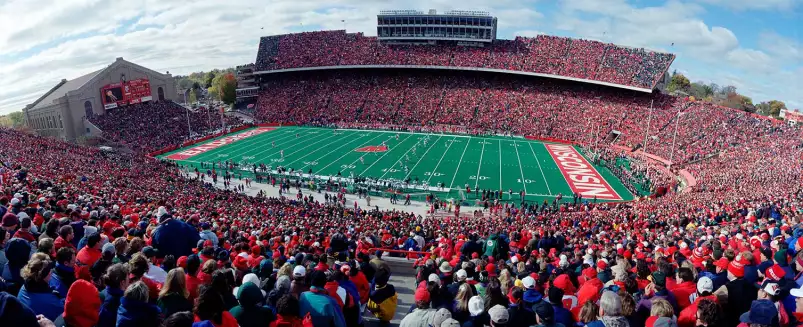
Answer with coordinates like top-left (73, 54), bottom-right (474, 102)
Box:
top-left (88, 101), bottom-right (244, 154)
top-left (254, 31), bottom-right (675, 89)
top-left (1, 28), bottom-right (801, 327)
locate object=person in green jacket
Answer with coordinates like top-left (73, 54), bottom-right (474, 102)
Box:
top-left (230, 281), bottom-right (275, 327)
top-left (483, 234), bottom-right (499, 259)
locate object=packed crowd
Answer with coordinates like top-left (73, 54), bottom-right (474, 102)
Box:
top-left (0, 118), bottom-right (801, 327)
top-left (88, 102), bottom-right (244, 154)
top-left (0, 44), bottom-right (800, 327)
top-left (254, 31), bottom-right (675, 89)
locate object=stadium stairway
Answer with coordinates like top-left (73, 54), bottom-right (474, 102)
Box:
top-left (362, 256), bottom-right (418, 327)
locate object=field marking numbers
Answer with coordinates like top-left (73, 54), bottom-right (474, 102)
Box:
top-left (474, 139), bottom-right (486, 189)
top-left (305, 133), bottom-right (383, 171)
top-left (448, 138), bottom-right (472, 189)
top-left (426, 136), bottom-right (456, 185)
top-left (403, 135), bottom-right (442, 180)
top-left (513, 141), bottom-right (528, 194)
top-left (529, 142), bottom-right (552, 195)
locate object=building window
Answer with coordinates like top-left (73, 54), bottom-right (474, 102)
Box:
top-left (158, 87), bottom-right (165, 101)
top-left (84, 101), bottom-right (93, 117)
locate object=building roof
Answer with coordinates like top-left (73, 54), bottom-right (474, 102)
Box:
top-left (30, 69), bottom-right (103, 110)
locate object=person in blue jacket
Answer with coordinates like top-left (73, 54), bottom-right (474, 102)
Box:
top-left (1, 237), bottom-right (31, 295)
top-left (49, 247), bottom-right (77, 298)
top-left (299, 270), bottom-right (346, 327)
top-left (151, 206), bottom-right (201, 259)
top-left (98, 263), bottom-right (129, 327)
top-left (116, 281), bottom-right (162, 327)
top-left (17, 253), bottom-right (64, 321)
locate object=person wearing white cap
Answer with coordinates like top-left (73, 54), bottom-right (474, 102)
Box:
top-left (522, 276), bottom-right (544, 309)
top-left (291, 265), bottom-right (308, 298)
top-left (466, 295), bottom-right (489, 326)
top-left (488, 304), bottom-right (509, 326)
top-left (678, 276), bottom-right (717, 327)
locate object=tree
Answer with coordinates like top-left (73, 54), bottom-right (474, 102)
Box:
top-left (207, 86), bottom-right (218, 101)
top-left (213, 73), bottom-right (237, 105)
top-left (8, 112), bottom-right (24, 127)
top-left (667, 73), bottom-right (691, 93)
top-left (689, 82), bottom-right (713, 100)
top-left (188, 89), bottom-right (198, 103)
top-left (205, 72), bottom-right (216, 88)
top-left (767, 100), bottom-right (786, 117)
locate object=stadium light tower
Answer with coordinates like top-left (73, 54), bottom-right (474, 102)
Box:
top-left (182, 89), bottom-right (192, 138)
top-left (669, 110), bottom-right (684, 168)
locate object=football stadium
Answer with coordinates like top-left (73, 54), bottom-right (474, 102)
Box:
top-left (4, 7), bottom-right (802, 327)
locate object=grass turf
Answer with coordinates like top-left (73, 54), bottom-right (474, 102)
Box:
top-left (159, 126), bottom-right (635, 203)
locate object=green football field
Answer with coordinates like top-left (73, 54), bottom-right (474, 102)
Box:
top-left (159, 126), bottom-right (634, 203)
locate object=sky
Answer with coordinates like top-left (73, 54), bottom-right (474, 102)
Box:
top-left (0, 0), bottom-right (801, 115)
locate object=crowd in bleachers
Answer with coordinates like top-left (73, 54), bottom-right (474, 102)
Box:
top-left (254, 31), bottom-right (675, 89)
top-left (255, 71), bottom-right (803, 202)
top-left (0, 30), bottom-right (800, 327)
top-left (0, 115), bottom-right (800, 327)
top-left (88, 101), bottom-right (245, 154)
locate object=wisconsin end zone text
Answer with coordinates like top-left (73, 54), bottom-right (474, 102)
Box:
top-left (544, 144), bottom-right (622, 200)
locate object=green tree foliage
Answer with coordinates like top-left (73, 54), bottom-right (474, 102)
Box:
top-left (667, 72), bottom-right (691, 93)
top-left (213, 73), bottom-right (237, 105)
top-left (188, 89), bottom-right (198, 103)
top-left (207, 87), bottom-right (219, 101)
top-left (175, 68), bottom-right (235, 94)
top-left (0, 111), bottom-right (26, 128)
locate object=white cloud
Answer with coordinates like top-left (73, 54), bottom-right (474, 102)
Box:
top-left (726, 48), bottom-right (775, 73)
top-left (695, 0), bottom-right (801, 11)
top-left (0, 0), bottom-right (799, 115)
top-left (758, 32), bottom-right (803, 62)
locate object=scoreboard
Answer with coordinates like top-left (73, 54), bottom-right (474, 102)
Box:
top-left (101, 78), bottom-right (152, 109)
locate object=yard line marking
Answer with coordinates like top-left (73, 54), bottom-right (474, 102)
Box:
top-left (281, 132), bottom-right (346, 167)
top-left (426, 136), bottom-right (455, 185)
top-left (529, 142), bottom-right (552, 195)
top-left (448, 137), bottom-right (472, 189)
top-left (404, 135), bottom-right (442, 180)
top-left (513, 140), bottom-right (528, 194)
top-left (314, 133), bottom-right (386, 172)
top-left (498, 140), bottom-right (503, 190)
top-left (361, 134), bottom-right (413, 175)
top-left (378, 135), bottom-right (423, 179)
top-left (475, 139), bottom-right (486, 189)
top-left (342, 135), bottom-right (398, 173)
top-left (239, 130), bottom-right (313, 162)
top-left (336, 128), bottom-right (470, 138)
top-left (190, 128), bottom-right (294, 162)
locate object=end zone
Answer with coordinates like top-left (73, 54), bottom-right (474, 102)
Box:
top-left (166, 127), bottom-right (275, 160)
top-left (543, 144), bottom-right (623, 200)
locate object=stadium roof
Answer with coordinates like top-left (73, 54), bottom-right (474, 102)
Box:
top-left (29, 69), bottom-right (103, 110)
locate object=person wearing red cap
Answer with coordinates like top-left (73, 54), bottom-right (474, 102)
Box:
top-left (399, 288), bottom-right (436, 327)
top-left (54, 279), bottom-right (101, 327)
top-left (720, 256), bottom-right (758, 327)
top-left (577, 267), bottom-right (603, 306)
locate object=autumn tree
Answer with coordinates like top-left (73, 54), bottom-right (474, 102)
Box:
top-left (213, 73), bottom-right (237, 105)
